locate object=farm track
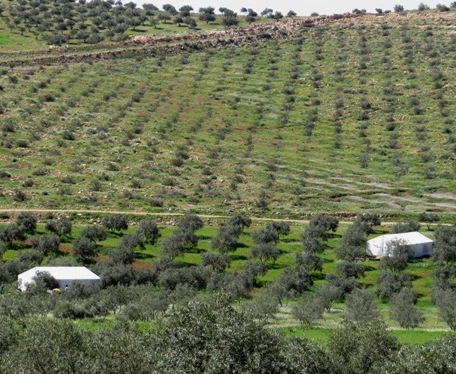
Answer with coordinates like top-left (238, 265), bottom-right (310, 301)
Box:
top-left (0, 208), bottom-right (452, 226)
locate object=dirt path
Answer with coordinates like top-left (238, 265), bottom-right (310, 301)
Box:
top-left (0, 208), bottom-right (450, 226)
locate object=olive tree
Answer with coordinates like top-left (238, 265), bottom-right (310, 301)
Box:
top-left (389, 287), bottom-right (424, 329)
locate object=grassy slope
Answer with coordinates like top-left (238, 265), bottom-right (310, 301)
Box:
top-left (0, 12), bottom-right (454, 217)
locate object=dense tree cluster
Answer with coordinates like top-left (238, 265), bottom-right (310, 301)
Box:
top-left (2, 0), bottom-right (298, 45)
top-left (0, 293), bottom-right (454, 373)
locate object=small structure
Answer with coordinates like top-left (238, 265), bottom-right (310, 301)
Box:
top-left (366, 232), bottom-right (433, 258)
top-left (18, 266), bottom-right (100, 292)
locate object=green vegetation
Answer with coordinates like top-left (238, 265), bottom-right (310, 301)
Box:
top-left (0, 9), bottom-right (454, 217)
top-left (0, 1), bottom-right (455, 368)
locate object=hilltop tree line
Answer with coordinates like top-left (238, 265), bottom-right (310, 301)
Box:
top-left (2, 0), bottom-right (455, 45)
top-left (1, 0), bottom-right (297, 45)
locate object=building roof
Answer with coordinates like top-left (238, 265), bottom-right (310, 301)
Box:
top-left (367, 231), bottom-right (433, 246)
top-left (18, 266), bottom-right (100, 281)
top-left (366, 231), bottom-right (434, 258)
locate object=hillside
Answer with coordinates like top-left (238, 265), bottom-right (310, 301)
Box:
top-left (0, 11), bottom-right (454, 218)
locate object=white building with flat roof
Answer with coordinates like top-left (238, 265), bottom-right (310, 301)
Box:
top-left (366, 232), bottom-right (433, 258)
top-left (18, 266), bottom-right (100, 291)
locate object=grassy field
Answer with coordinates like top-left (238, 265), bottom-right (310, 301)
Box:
top-left (0, 11), bottom-right (454, 218)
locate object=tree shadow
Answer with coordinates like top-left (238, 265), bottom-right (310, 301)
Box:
top-left (187, 247), bottom-right (206, 254)
top-left (108, 232), bottom-right (124, 238)
top-left (281, 238), bottom-right (299, 244)
top-left (135, 252), bottom-right (155, 260)
top-left (312, 272), bottom-right (326, 281)
top-left (409, 273), bottom-right (421, 281)
top-left (230, 254), bottom-right (248, 261)
top-left (267, 262), bottom-right (286, 270)
top-left (81, 258), bottom-right (96, 265)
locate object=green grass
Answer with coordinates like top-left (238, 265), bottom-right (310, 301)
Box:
top-left (279, 326), bottom-right (456, 346)
top-left (0, 13), bottom-right (454, 217)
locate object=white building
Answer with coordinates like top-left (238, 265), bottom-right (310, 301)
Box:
top-left (18, 266), bottom-right (100, 291)
top-left (366, 232), bottom-right (433, 258)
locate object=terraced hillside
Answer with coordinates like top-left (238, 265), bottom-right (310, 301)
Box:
top-left (0, 12), bottom-right (454, 217)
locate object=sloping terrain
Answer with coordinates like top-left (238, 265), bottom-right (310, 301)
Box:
top-left (0, 12), bottom-right (454, 217)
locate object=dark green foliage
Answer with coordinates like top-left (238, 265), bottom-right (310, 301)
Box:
top-left (379, 240), bottom-right (414, 271)
top-left (201, 252), bottom-right (231, 271)
top-left (242, 260), bottom-right (267, 286)
top-left (252, 221), bottom-right (290, 245)
top-left (326, 273), bottom-right (359, 297)
top-left (344, 288), bottom-right (380, 324)
top-left (176, 214), bottom-right (204, 232)
top-left (292, 293), bottom-right (325, 325)
top-left (94, 260), bottom-right (135, 287)
top-left (272, 268), bottom-right (313, 301)
top-left (72, 237), bottom-right (97, 259)
top-left (328, 320), bottom-right (399, 374)
top-left (25, 271), bottom-right (59, 294)
top-left (153, 294), bottom-right (285, 373)
top-left (210, 271), bottom-right (252, 299)
top-left (378, 335), bottom-right (456, 373)
top-left (0, 319), bottom-right (87, 373)
top-left (389, 287), bottom-right (424, 329)
top-left (30, 233), bottom-right (60, 255)
top-left (80, 225), bottom-right (108, 244)
top-left (109, 234), bottom-right (143, 265)
top-left (315, 284), bottom-right (343, 311)
top-left (336, 261), bottom-right (365, 279)
top-left (0, 242), bottom-right (6, 259)
top-left (432, 226), bottom-right (456, 263)
top-left (101, 214), bottom-right (128, 232)
top-left (335, 223), bottom-right (367, 261)
top-left (198, 6), bottom-right (215, 24)
top-left (160, 230), bottom-right (196, 259)
top-left (0, 223), bottom-right (25, 245)
top-left (300, 215), bottom-right (338, 254)
top-left (390, 221), bottom-right (421, 234)
top-left (354, 213), bottom-right (381, 234)
top-left (211, 224), bottom-right (241, 254)
top-left (250, 242), bottom-right (281, 262)
top-left (376, 271), bottom-right (412, 302)
top-left (295, 251), bottom-right (323, 272)
top-left (1, 250), bottom-right (43, 282)
top-left (334, 243), bottom-right (367, 262)
top-left (418, 212), bottom-right (440, 230)
top-left (432, 288), bottom-right (456, 330)
top-left (136, 219), bottom-right (160, 244)
top-left (228, 213), bottom-right (252, 230)
top-left (0, 318), bottom-right (17, 355)
top-left (220, 8), bottom-right (239, 27)
top-left (15, 211), bottom-right (36, 235)
top-left (45, 217), bottom-right (72, 237)
top-left (432, 263), bottom-right (456, 290)
top-left (305, 214), bottom-right (339, 240)
top-left (241, 287), bottom-right (279, 319)
top-left (158, 266), bottom-right (211, 291)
